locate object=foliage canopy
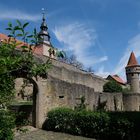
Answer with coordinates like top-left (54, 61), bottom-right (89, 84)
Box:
top-left (0, 20), bottom-right (51, 108)
top-left (103, 80), bottom-right (123, 92)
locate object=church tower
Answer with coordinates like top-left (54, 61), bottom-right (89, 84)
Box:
top-left (125, 51), bottom-right (140, 93)
top-left (38, 11), bottom-right (50, 46)
top-left (37, 10), bottom-right (56, 58)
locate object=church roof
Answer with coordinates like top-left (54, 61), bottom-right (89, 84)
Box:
top-left (0, 33), bottom-right (25, 48)
top-left (0, 33), bottom-right (8, 40)
top-left (0, 33), bottom-right (45, 55)
top-left (126, 51), bottom-right (138, 67)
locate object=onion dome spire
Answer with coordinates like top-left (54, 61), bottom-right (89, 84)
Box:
top-left (38, 8), bottom-right (50, 44)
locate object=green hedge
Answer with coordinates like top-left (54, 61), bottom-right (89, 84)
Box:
top-left (43, 108), bottom-right (138, 140)
top-left (0, 110), bottom-right (15, 140)
top-left (108, 112), bottom-right (140, 140)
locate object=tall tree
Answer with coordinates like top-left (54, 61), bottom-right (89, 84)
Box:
top-left (0, 20), bottom-right (51, 108)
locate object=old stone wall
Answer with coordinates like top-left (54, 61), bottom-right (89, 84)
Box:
top-left (123, 93), bottom-right (140, 111)
top-left (48, 59), bottom-right (107, 92)
top-left (14, 57), bottom-right (140, 128)
top-left (44, 76), bottom-right (123, 111)
top-left (39, 76), bottom-right (124, 127)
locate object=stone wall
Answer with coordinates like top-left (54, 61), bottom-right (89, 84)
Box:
top-left (14, 57), bottom-right (140, 128)
top-left (43, 76), bottom-right (123, 111)
top-left (37, 76), bottom-right (124, 127)
top-left (123, 93), bottom-right (140, 111)
top-left (48, 59), bottom-right (107, 92)
top-left (39, 72), bottom-right (140, 128)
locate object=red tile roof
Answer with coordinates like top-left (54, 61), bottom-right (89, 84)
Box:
top-left (107, 75), bottom-right (126, 85)
top-left (0, 33), bottom-right (43, 55)
top-left (127, 51), bottom-right (138, 67)
top-left (112, 75), bottom-right (125, 85)
top-left (0, 33), bottom-right (9, 40)
top-left (0, 33), bottom-right (25, 48)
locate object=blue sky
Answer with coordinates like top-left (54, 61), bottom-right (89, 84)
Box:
top-left (1, 0), bottom-right (140, 80)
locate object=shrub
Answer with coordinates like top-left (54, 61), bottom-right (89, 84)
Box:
top-left (43, 108), bottom-right (139, 140)
top-left (75, 110), bottom-right (110, 139)
top-left (108, 112), bottom-right (140, 140)
top-left (0, 110), bottom-right (15, 140)
top-left (15, 111), bottom-right (30, 127)
top-left (43, 107), bottom-right (110, 139)
top-left (103, 80), bottom-right (122, 92)
top-left (43, 107), bottom-right (74, 133)
top-left (105, 116), bottom-right (133, 140)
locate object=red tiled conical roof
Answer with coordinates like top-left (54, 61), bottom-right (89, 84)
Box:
top-left (127, 51), bottom-right (138, 67)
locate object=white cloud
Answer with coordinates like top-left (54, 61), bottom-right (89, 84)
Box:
top-left (95, 66), bottom-right (110, 78)
top-left (53, 22), bottom-right (140, 80)
top-left (53, 22), bottom-right (108, 67)
top-left (0, 9), bottom-right (40, 21)
top-left (83, 56), bottom-right (108, 66)
top-left (95, 33), bottom-right (140, 80)
top-left (113, 34), bottom-right (140, 79)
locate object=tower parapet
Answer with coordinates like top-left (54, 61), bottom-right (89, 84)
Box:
top-left (125, 52), bottom-right (140, 93)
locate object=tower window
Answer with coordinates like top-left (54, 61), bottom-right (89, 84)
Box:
top-left (44, 36), bottom-right (49, 41)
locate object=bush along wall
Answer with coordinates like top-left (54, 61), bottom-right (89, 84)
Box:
top-left (108, 112), bottom-right (140, 140)
top-left (0, 110), bottom-right (15, 140)
top-left (43, 108), bottom-right (140, 140)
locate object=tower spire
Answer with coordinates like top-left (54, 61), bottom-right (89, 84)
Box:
top-left (38, 8), bottom-right (50, 44)
top-left (126, 51), bottom-right (138, 67)
top-left (42, 8), bottom-right (45, 21)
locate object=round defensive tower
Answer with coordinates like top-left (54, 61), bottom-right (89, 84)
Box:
top-left (125, 51), bottom-right (140, 93)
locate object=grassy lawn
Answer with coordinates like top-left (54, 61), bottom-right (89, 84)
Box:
top-left (10, 101), bottom-right (33, 105)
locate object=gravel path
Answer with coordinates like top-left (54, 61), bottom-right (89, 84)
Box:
top-left (15, 130), bottom-right (95, 140)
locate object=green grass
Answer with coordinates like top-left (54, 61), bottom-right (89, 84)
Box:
top-left (10, 101), bottom-right (33, 105)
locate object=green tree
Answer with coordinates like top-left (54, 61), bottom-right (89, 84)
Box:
top-left (0, 20), bottom-right (51, 108)
top-left (56, 50), bottom-right (66, 59)
top-left (0, 20), bottom-right (52, 140)
top-left (103, 80), bottom-right (122, 92)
